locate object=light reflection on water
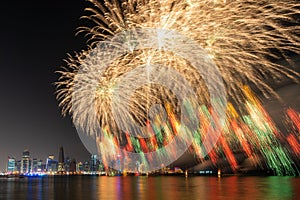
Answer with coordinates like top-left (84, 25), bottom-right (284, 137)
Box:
top-left (0, 176), bottom-right (299, 200)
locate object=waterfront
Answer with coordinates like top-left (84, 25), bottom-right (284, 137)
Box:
top-left (0, 176), bottom-right (299, 200)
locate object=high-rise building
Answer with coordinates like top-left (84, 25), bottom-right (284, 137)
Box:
top-left (69, 158), bottom-right (77, 173)
top-left (46, 155), bottom-right (53, 172)
top-left (41, 163), bottom-right (46, 172)
top-left (90, 154), bottom-right (98, 172)
top-left (37, 159), bottom-right (43, 172)
top-left (83, 161), bottom-right (90, 172)
top-left (46, 155), bottom-right (58, 172)
top-left (32, 158), bottom-right (38, 173)
top-left (64, 157), bottom-right (71, 172)
top-left (16, 160), bottom-right (21, 172)
top-left (76, 162), bottom-right (83, 172)
top-left (23, 149), bottom-right (30, 157)
top-left (7, 157), bottom-right (16, 173)
top-left (21, 149), bottom-right (31, 174)
top-left (58, 146), bottom-right (65, 172)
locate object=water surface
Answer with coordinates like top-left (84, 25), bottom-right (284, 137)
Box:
top-left (0, 176), bottom-right (299, 199)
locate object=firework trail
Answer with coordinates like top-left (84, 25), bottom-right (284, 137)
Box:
top-left (56, 0), bottom-right (300, 173)
top-left (193, 86), bottom-right (299, 175)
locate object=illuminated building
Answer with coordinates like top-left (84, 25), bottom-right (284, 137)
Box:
top-left (76, 162), bottom-right (83, 172)
top-left (58, 146), bottom-right (65, 172)
top-left (83, 161), bottom-right (90, 172)
top-left (16, 160), bottom-right (21, 172)
top-left (7, 157), bottom-right (16, 173)
top-left (32, 158), bottom-right (38, 173)
top-left (31, 158), bottom-right (43, 173)
top-left (37, 159), bottom-right (43, 172)
top-left (21, 149), bottom-right (31, 174)
top-left (46, 155), bottom-right (53, 171)
top-left (64, 157), bottom-right (71, 172)
top-left (46, 155), bottom-right (58, 172)
top-left (90, 154), bottom-right (98, 172)
top-left (69, 158), bottom-right (77, 173)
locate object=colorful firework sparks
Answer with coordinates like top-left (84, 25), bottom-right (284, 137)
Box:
top-left (190, 86), bottom-right (299, 175)
top-left (56, 0), bottom-right (300, 174)
top-left (92, 86), bottom-right (300, 175)
top-left (79, 86), bottom-right (300, 175)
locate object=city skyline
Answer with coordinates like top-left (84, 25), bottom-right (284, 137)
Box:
top-left (4, 146), bottom-right (102, 174)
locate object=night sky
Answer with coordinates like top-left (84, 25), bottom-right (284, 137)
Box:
top-left (0, 1), bottom-right (92, 170)
top-left (0, 1), bottom-right (299, 171)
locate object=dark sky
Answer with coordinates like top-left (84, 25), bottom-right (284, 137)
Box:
top-left (0, 1), bottom-right (92, 170)
top-left (0, 1), bottom-right (299, 171)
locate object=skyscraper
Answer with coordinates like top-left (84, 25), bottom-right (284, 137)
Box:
top-left (37, 159), bottom-right (43, 172)
top-left (69, 158), bottom-right (77, 173)
top-left (58, 146), bottom-right (65, 172)
top-left (64, 157), bottom-right (71, 172)
top-left (32, 158), bottom-right (38, 173)
top-left (76, 162), bottom-right (83, 172)
top-left (7, 157), bottom-right (16, 173)
top-left (46, 155), bottom-right (57, 172)
top-left (90, 154), bottom-right (98, 172)
top-left (83, 161), bottom-right (90, 172)
top-left (21, 149), bottom-right (31, 174)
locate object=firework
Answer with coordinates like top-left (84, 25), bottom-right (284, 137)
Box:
top-left (57, 0), bottom-right (300, 109)
top-left (56, 0), bottom-right (300, 173)
top-left (74, 0), bottom-right (300, 98)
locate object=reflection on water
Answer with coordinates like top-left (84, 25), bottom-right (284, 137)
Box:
top-left (0, 176), bottom-right (299, 200)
